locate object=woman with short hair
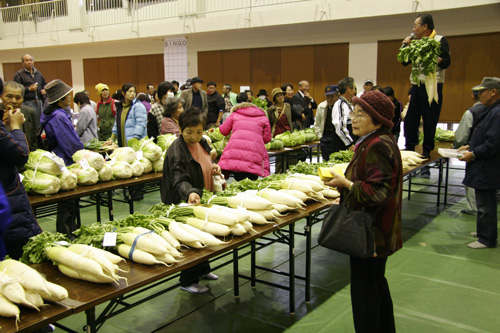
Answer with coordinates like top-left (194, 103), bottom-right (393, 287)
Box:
top-left (160, 97), bottom-right (184, 136)
top-left (74, 91), bottom-right (98, 144)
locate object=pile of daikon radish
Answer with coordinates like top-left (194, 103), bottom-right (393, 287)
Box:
top-left (0, 259), bottom-right (68, 325)
top-left (400, 150), bottom-right (428, 171)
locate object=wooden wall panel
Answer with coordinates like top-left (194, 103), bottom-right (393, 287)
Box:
top-left (83, 54), bottom-right (164, 102)
top-left (222, 49), bottom-right (251, 93)
top-left (281, 46), bottom-right (314, 96)
top-left (2, 60), bottom-right (72, 86)
top-left (312, 43), bottom-right (349, 104)
top-left (250, 47), bottom-right (281, 98)
top-left (198, 50), bottom-right (223, 90)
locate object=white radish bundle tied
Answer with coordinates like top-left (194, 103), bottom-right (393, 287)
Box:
top-left (0, 258), bottom-right (68, 326)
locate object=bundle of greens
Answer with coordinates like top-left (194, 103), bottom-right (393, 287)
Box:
top-left (22, 169), bottom-right (61, 195)
top-left (303, 128), bottom-right (317, 142)
top-left (397, 37), bottom-right (441, 86)
top-left (83, 138), bottom-right (106, 150)
top-left (328, 150), bottom-right (354, 163)
top-left (207, 127), bottom-right (225, 143)
top-left (21, 231), bottom-right (71, 264)
top-left (24, 149), bottom-right (65, 176)
top-left (128, 137), bottom-right (162, 162)
top-left (265, 138), bottom-right (284, 151)
top-left (435, 128), bottom-right (455, 142)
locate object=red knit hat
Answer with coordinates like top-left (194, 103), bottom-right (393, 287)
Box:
top-left (352, 90), bottom-right (394, 129)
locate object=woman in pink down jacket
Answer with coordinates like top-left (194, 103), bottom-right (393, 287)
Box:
top-left (218, 93), bottom-right (272, 181)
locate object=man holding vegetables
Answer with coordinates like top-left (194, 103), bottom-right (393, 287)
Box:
top-left (400, 13), bottom-right (451, 160)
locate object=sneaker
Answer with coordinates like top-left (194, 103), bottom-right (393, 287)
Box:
top-left (470, 232), bottom-right (478, 237)
top-left (180, 283), bottom-right (210, 294)
top-left (202, 272), bottom-right (219, 280)
top-left (420, 167), bottom-right (431, 179)
top-left (467, 241), bottom-right (488, 249)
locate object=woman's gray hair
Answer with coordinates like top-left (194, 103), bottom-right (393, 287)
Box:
top-left (162, 96), bottom-right (184, 117)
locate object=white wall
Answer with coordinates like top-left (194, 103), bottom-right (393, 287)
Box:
top-left (0, 2), bottom-right (499, 89)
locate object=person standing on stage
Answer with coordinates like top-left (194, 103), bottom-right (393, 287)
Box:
top-left (401, 13), bottom-right (451, 159)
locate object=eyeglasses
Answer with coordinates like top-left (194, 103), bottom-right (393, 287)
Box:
top-left (349, 111), bottom-right (367, 119)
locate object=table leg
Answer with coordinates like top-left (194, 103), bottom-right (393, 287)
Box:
top-left (444, 158), bottom-right (450, 206)
top-left (96, 192), bottom-right (101, 223)
top-left (233, 248), bottom-right (239, 298)
top-left (408, 173), bottom-right (412, 201)
top-left (108, 190), bottom-right (114, 221)
top-left (289, 223), bottom-right (295, 315)
top-left (76, 199), bottom-right (82, 229)
top-left (437, 160), bottom-right (443, 207)
top-left (85, 307), bottom-right (96, 333)
top-left (127, 187), bottom-right (134, 214)
top-left (305, 216), bottom-right (312, 303)
top-left (251, 241), bottom-right (256, 288)
top-left (308, 147), bottom-right (312, 163)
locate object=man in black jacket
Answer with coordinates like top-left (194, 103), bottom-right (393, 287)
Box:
top-left (13, 54), bottom-right (47, 123)
top-left (291, 80), bottom-right (317, 129)
top-left (460, 77), bottom-right (500, 249)
top-left (206, 81), bottom-right (225, 128)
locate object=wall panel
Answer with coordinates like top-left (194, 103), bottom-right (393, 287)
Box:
top-left (312, 43), bottom-right (349, 103)
top-left (198, 50), bottom-right (223, 90)
top-left (250, 47), bottom-right (281, 99)
top-left (222, 49), bottom-right (251, 94)
top-left (281, 46), bottom-right (314, 96)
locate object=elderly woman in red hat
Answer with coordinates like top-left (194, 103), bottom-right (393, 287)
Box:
top-left (325, 90), bottom-right (403, 332)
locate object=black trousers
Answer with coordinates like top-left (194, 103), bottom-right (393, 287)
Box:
top-left (404, 83), bottom-right (443, 155)
top-left (222, 170), bottom-right (259, 182)
top-left (57, 199), bottom-right (79, 239)
top-left (179, 262), bottom-right (211, 286)
top-left (350, 256), bottom-right (395, 333)
top-left (475, 188), bottom-right (498, 247)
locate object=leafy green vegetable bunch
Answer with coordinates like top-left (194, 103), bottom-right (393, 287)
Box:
top-left (397, 37), bottom-right (441, 85)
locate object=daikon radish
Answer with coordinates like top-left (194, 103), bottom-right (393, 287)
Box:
top-left (321, 188), bottom-right (340, 198)
top-left (290, 173), bottom-right (324, 185)
top-left (24, 289), bottom-right (45, 308)
top-left (279, 189), bottom-right (310, 202)
top-left (280, 179), bottom-right (314, 193)
top-left (168, 221), bottom-right (203, 244)
top-left (246, 210), bottom-right (270, 225)
top-left (230, 223), bottom-right (247, 236)
top-left (120, 232), bottom-right (168, 256)
top-left (193, 206), bottom-right (238, 226)
top-left (181, 224), bottom-right (228, 247)
top-left (186, 217), bottom-right (232, 236)
top-left (67, 244), bottom-right (124, 282)
top-left (117, 244), bottom-right (169, 266)
top-left (0, 293), bottom-right (20, 323)
top-left (160, 230), bottom-right (181, 250)
top-left (183, 241), bottom-right (206, 249)
top-left (309, 191), bottom-right (327, 201)
top-left (38, 281), bottom-right (68, 302)
top-left (58, 264), bottom-right (116, 284)
top-left (154, 253), bottom-right (176, 264)
top-left (0, 259), bottom-right (51, 296)
top-left (248, 209), bottom-right (276, 221)
top-left (0, 271), bottom-right (39, 310)
top-left (46, 246), bottom-right (113, 282)
top-left (241, 221), bottom-right (254, 232)
top-left (226, 195), bottom-right (273, 210)
top-left (272, 203), bottom-right (292, 213)
top-left (132, 227), bottom-right (172, 249)
top-left (211, 205), bottom-right (251, 223)
top-left (258, 189), bottom-right (305, 208)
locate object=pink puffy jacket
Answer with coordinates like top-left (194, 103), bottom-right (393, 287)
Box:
top-left (218, 103), bottom-right (272, 177)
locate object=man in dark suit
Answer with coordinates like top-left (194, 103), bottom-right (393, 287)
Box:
top-left (180, 76), bottom-right (208, 115)
top-left (291, 80), bottom-right (317, 129)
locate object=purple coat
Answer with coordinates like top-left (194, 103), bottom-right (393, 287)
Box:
top-left (218, 103), bottom-right (272, 177)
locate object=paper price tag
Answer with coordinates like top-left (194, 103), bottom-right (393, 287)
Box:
top-left (18, 173), bottom-right (24, 182)
top-left (284, 148), bottom-right (294, 151)
top-left (109, 157), bottom-right (116, 166)
top-left (103, 232), bottom-right (117, 247)
top-left (136, 151), bottom-right (144, 160)
top-left (54, 241), bottom-right (70, 246)
top-left (80, 159), bottom-right (91, 170)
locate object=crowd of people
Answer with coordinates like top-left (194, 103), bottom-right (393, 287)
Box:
top-left (2, 11), bottom-right (500, 332)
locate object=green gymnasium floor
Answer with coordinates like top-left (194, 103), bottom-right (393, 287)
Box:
top-left (36, 163), bottom-right (500, 332)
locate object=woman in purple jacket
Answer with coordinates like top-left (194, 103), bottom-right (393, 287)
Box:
top-left (218, 93), bottom-right (272, 181)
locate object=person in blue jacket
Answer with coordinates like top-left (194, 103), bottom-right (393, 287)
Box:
top-left (0, 183), bottom-right (13, 260)
top-left (40, 79), bottom-right (84, 238)
top-left (1, 77), bottom-right (42, 258)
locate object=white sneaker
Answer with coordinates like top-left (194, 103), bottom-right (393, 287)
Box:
top-left (202, 272), bottom-right (219, 280)
top-left (467, 241), bottom-right (488, 249)
top-left (470, 232), bottom-right (478, 237)
top-left (180, 283), bottom-right (210, 294)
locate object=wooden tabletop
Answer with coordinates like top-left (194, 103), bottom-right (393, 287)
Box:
top-left (0, 200), bottom-right (332, 332)
top-left (28, 172), bottom-right (163, 207)
top-left (267, 141), bottom-right (320, 156)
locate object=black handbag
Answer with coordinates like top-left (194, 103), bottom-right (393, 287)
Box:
top-left (318, 192), bottom-right (375, 258)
